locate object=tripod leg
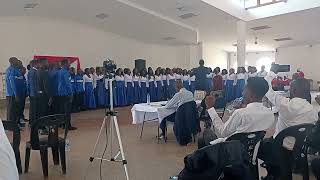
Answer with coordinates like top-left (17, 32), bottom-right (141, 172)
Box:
top-left (112, 116), bottom-right (129, 180)
top-left (89, 117), bottom-right (107, 161)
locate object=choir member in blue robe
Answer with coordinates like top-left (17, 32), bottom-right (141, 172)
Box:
top-left (221, 69), bottom-right (228, 89)
top-left (189, 70), bottom-right (196, 94)
top-left (148, 67), bottom-right (157, 102)
top-left (167, 68), bottom-right (176, 99)
top-left (139, 69), bottom-right (148, 103)
top-left (235, 67), bottom-right (247, 98)
top-left (182, 69), bottom-right (190, 91)
top-left (132, 68), bottom-right (140, 104)
top-left (124, 68), bottom-right (134, 105)
top-left (155, 68), bottom-right (163, 102)
top-left (161, 68), bottom-right (168, 100)
top-left (96, 67), bottom-right (107, 107)
top-left (115, 68), bottom-right (127, 106)
top-left (69, 67), bottom-right (77, 112)
top-left (83, 68), bottom-right (96, 109)
top-left (206, 68), bottom-right (213, 92)
top-left (225, 68), bottom-right (237, 102)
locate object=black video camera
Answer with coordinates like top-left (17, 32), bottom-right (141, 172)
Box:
top-left (103, 59), bottom-right (117, 74)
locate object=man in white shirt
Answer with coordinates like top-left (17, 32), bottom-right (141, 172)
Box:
top-left (258, 71), bottom-right (318, 179)
top-left (257, 65), bottom-right (268, 77)
top-left (199, 77), bottom-right (274, 148)
top-left (160, 80), bottom-right (194, 137)
top-left (0, 120), bottom-right (19, 180)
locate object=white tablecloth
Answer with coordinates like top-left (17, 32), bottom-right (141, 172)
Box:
top-left (131, 100), bottom-right (201, 124)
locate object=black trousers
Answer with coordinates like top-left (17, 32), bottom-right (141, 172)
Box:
top-left (29, 96), bottom-right (39, 124)
top-left (312, 159), bottom-right (320, 180)
top-left (257, 138), bottom-right (293, 180)
top-left (18, 96), bottom-right (26, 121)
top-left (159, 113), bottom-right (176, 135)
top-left (37, 94), bottom-right (49, 118)
top-left (58, 96), bottom-right (73, 127)
top-left (6, 96), bottom-right (19, 122)
top-left (76, 92), bottom-right (84, 111)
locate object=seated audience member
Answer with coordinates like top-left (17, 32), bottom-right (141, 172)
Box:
top-left (198, 77), bottom-right (274, 148)
top-left (159, 80), bottom-right (194, 138)
top-left (0, 120), bottom-right (19, 180)
top-left (258, 71), bottom-right (318, 179)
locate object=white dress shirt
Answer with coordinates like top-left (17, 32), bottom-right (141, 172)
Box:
top-left (0, 120), bottom-right (19, 180)
top-left (248, 72), bottom-right (257, 78)
top-left (165, 88), bottom-right (194, 109)
top-left (155, 75), bottom-right (163, 86)
top-left (148, 76), bottom-right (156, 87)
top-left (124, 74), bottom-right (133, 87)
top-left (175, 73), bottom-right (182, 80)
top-left (257, 70), bottom-right (268, 77)
top-left (265, 72), bottom-right (318, 148)
top-left (208, 102), bottom-right (275, 144)
top-left (190, 75), bottom-right (196, 82)
top-left (167, 74), bottom-right (176, 86)
top-left (83, 74), bottom-right (94, 91)
top-left (227, 73), bottom-right (237, 86)
top-left (92, 73), bottom-right (98, 88)
top-left (140, 76), bottom-right (148, 87)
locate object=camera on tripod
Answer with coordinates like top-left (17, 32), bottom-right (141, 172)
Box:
top-left (103, 58), bottom-right (117, 73)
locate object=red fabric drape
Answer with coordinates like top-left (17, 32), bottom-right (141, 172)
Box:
top-left (34, 55), bottom-right (81, 70)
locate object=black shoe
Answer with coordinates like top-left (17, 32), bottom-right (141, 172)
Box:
top-left (68, 126), bottom-right (78, 131)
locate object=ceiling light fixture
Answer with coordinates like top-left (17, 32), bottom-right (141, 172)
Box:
top-left (251, 25), bottom-right (271, 31)
top-left (24, 3), bottom-right (38, 9)
top-left (163, 37), bottom-right (176, 41)
top-left (96, 13), bottom-right (109, 20)
top-left (274, 37), bottom-right (293, 42)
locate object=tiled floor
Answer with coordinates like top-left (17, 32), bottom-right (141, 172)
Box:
top-left (0, 106), bottom-right (317, 180)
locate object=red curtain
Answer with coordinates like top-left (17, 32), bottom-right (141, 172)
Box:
top-left (34, 55), bottom-right (81, 70)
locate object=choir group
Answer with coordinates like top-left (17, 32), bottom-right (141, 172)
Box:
top-left (75, 65), bottom-right (269, 111)
top-left (5, 55), bottom-right (272, 128)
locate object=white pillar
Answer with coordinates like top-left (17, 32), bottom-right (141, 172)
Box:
top-left (237, 20), bottom-right (246, 67)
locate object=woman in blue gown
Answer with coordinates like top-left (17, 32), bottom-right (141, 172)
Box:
top-left (96, 67), bottom-right (107, 107)
top-left (132, 68), bottom-right (140, 104)
top-left (155, 68), bottom-right (162, 102)
top-left (235, 67), bottom-right (246, 98)
top-left (182, 69), bottom-right (190, 91)
top-left (161, 69), bottom-right (168, 100)
top-left (225, 68), bottom-right (236, 102)
top-left (167, 68), bottom-right (176, 99)
top-left (139, 69), bottom-right (148, 103)
top-left (148, 67), bottom-right (157, 102)
top-left (83, 68), bottom-right (96, 109)
top-left (189, 70), bottom-right (196, 94)
top-left (124, 68), bottom-right (134, 105)
top-left (115, 68), bottom-right (127, 106)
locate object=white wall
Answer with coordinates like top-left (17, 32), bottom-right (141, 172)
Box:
top-left (229, 51), bottom-right (276, 70)
top-left (0, 16), bottom-right (191, 72)
top-left (202, 42), bottom-right (228, 70)
top-left (276, 44), bottom-right (320, 81)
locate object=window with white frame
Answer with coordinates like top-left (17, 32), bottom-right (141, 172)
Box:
top-left (239, 0), bottom-right (287, 9)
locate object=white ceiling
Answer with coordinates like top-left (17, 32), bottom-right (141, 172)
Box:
top-left (0, 0), bottom-right (320, 52)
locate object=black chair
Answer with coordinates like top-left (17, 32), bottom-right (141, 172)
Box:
top-left (24, 114), bottom-right (68, 177)
top-left (261, 123), bottom-right (314, 180)
top-left (226, 131), bottom-right (266, 179)
top-left (2, 120), bottom-right (22, 174)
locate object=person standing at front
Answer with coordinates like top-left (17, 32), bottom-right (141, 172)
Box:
top-left (57, 59), bottom-right (77, 130)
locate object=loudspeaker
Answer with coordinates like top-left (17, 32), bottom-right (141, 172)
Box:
top-left (135, 59), bottom-right (146, 72)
